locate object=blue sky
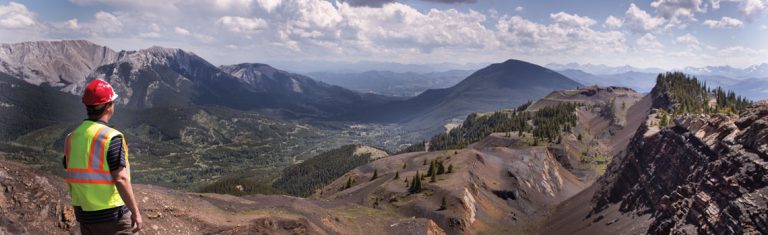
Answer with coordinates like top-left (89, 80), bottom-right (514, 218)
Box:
top-left (0, 0), bottom-right (766, 70)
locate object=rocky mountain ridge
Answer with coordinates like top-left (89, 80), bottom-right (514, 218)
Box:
top-left (0, 40), bottom-right (116, 92)
top-left (544, 75), bottom-right (767, 234)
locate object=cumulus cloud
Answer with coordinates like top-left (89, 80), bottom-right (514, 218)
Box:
top-left (256, 0), bottom-right (282, 12)
top-left (624, 3), bottom-right (666, 33)
top-left (92, 11), bottom-right (123, 33)
top-left (549, 12), bottom-right (596, 28)
top-left (65, 19), bottom-right (79, 29)
top-left (340, 0), bottom-right (476, 7)
top-left (674, 32), bottom-right (705, 51)
top-left (495, 14), bottom-right (626, 55)
top-left (739, 0), bottom-right (767, 21)
top-left (703, 16), bottom-right (744, 28)
top-left (675, 33), bottom-right (700, 45)
top-left (711, 0), bottom-right (721, 9)
top-left (650, 0), bottom-right (706, 22)
top-left (3, 0), bottom-right (762, 68)
top-left (604, 15), bottom-right (623, 28)
top-left (423, 0), bottom-right (477, 3)
top-left (636, 33), bottom-right (664, 52)
top-left (217, 16), bottom-right (268, 33)
top-left (174, 26), bottom-right (190, 35)
top-left (70, 0), bottom-right (180, 11)
top-left (0, 2), bottom-right (36, 29)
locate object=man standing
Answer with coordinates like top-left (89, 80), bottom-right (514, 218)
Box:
top-left (63, 79), bottom-right (142, 234)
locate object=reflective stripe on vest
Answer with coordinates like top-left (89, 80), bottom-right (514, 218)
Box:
top-left (65, 121), bottom-right (127, 211)
top-left (66, 125), bottom-right (115, 184)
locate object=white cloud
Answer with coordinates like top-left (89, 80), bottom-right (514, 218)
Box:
top-left (139, 31), bottom-right (161, 38)
top-left (703, 16), bottom-right (744, 28)
top-left (739, 0), bottom-right (767, 21)
top-left (257, 0), bottom-right (282, 12)
top-left (70, 0), bottom-right (180, 11)
top-left (650, 0), bottom-right (706, 21)
top-left (604, 15), bottom-right (623, 28)
top-left (174, 26), bottom-right (190, 36)
top-left (674, 32), bottom-right (704, 51)
top-left (496, 15), bottom-right (626, 55)
top-left (636, 33), bottom-right (664, 52)
top-left (0, 0), bottom-right (762, 69)
top-left (718, 46), bottom-right (763, 56)
top-left (92, 11), bottom-right (123, 33)
top-left (173, 26), bottom-right (212, 42)
top-left (0, 2), bottom-right (36, 29)
top-left (149, 23), bottom-right (160, 32)
top-left (624, 3), bottom-right (666, 33)
top-left (549, 12), bottom-right (596, 28)
top-left (66, 19), bottom-right (79, 29)
top-left (217, 16), bottom-right (268, 33)
top-left (675, 33), bottom-right (700, 45)
top-left (711, 0), bottom-right (721, 9)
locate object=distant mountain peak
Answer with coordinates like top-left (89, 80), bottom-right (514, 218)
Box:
top-left (0, 40), bottom-right (117, 88)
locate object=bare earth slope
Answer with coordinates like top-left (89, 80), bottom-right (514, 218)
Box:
top-left (315, 136), bottom-right (584, 234)
top-left (530, 86), bottom-right (648, 183)
top-left (0, 161), bottom-right (444, 235)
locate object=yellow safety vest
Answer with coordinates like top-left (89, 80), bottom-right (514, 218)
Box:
top-left (64, 120), bottom-right (129, 211)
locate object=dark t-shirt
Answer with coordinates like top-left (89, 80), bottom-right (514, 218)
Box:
top-left (63, 120), bottom-right (129, 224)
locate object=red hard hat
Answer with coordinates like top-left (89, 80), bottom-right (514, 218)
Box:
top-left (82, 80), bottom-right (118, 106)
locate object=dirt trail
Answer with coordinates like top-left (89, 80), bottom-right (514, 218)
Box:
top-left (0, 161), bottom-right (445, 235)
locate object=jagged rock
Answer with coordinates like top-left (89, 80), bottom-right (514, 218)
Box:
top-left (591, 101), bottom-right (768, 234)
top-left (0, 162), bottom-right (76, 234)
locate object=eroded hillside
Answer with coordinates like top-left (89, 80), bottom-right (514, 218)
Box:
top-left (0, 161), bottom-right (445, 235)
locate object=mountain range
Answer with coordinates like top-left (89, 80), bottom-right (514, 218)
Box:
top-left (559, 68), bottom-right (768, 100)
top-left (2, 39), bottom-right (767, 234)
top-left (8, 71), bottom-right (765, 234)
top-left (355, 59), bottom-right (581, 129)
top-left (547, 62), bottom-right (768, 79)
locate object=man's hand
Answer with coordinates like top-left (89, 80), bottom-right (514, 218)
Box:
top-left (112, 166), bottom-right (142, 233)
top-left (131, 211), bottom-right (143, 232)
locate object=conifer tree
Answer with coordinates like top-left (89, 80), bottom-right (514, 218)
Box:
top-left (394, 171), bottom-right (399, 180)
top-left (427, 161), bottom-right (435, 177)
top-left (438, 196), bottom-right (447, 210)
top-left (430, 169), bottom-right (437, 183)
top-left (437, 161), bottom-right (445, 175)
top-left (371, 169), bottom-right (378, 181)
top-left (409, 171), bottom-right (422, 194)
top-left (344, 176), bottom-right (352, 190)
top-left (447, 164), bottom-right (453, 173)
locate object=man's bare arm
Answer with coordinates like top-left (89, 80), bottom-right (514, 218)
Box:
top-left (112, 167), bottom-right (142, 232)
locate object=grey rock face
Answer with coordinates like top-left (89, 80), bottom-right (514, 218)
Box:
top-left (0, 40), bottom-right (117, 93)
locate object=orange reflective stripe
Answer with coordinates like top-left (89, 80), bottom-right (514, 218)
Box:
top-left (64, 179), bottom-right (113, 185)
top-left (87, 126), bottom-right (108, 169)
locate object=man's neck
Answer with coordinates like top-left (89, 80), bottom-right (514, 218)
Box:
top-left (88, 115), bottom-right (111, 124)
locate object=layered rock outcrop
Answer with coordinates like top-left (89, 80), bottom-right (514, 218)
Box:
top-left (592, 101), bottom-right (768, 234)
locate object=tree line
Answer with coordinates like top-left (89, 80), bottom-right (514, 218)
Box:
top-left (404, 102), bottom-right (580, 152)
